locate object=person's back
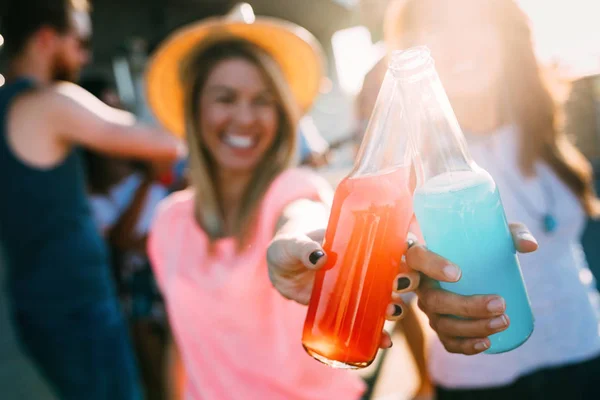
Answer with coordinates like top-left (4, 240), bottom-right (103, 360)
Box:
top-left (0, 79), bottom-right (115, 311)
top-left (0, 81), bottom-right (144, 400)
top-left (0, 1), bottom-right (182, 399)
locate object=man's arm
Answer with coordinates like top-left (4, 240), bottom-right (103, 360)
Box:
top-left (51, 82), bottom-right (183, 161)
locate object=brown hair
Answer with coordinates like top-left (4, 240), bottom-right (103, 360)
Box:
top-left (181, 37), bottom-right (299, 245)
top-left (2, 0), bottom-right (90, 57)
top-left (384, 0), bottom-right (600, 216)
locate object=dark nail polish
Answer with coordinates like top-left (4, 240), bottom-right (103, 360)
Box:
top-left (407, 239), bottom-right (416, 249)
top-left (396, 277), bottom-right (411, 291)
top-left (309, 250), bottom-right (325, 265)
top-left (393, 304), bottom-right (403, 317)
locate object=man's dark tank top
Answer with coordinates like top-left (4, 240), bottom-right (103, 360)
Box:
top-left (0, 78), bottom-right (115, 311)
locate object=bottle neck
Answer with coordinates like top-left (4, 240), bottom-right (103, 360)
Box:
top-left (410, 74), bottom-right (475, 184)
top-left (386, 48), bottom-right (474, 185)
top-left (352, 46), bottom-right (475, 181)
top-left (352, 71), bottom-right (412, 177)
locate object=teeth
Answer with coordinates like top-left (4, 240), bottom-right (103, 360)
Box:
top-left (223, 134), bottom-right (254, 149)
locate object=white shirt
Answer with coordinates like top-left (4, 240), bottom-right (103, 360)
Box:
top-left (428, 125), bottom-right (600, 388)
top-left (89, 173), bottom-right (168, 237)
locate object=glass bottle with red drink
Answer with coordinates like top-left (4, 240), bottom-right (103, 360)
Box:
top-left (302, 54), bottom-right (416, 369)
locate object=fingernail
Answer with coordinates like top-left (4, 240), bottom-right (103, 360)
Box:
top-left (518, 232), bottom-right (537, 244)
top-left (474, 341), bottom-right (489, 351)
top-left (392, 305), bottom-right (403, 317)
top-left (309, 250), bottom-right (325, 265)
top-left (443, 265), bottom-right (461, 281)
top-left (489, 315), bottom-right (509, 330)
top-left (396, 277), bottom-right (411, 291)
top-left (487, 298), bottom-right (506, 314)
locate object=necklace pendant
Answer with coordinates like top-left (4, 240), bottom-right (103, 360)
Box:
top-left (543, 214), bottom-right (558, 233)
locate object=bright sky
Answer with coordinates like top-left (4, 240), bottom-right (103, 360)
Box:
top-left (517, 0), bottom-right (600, 77)
top-left (332, 0), bottom-right (600, 94)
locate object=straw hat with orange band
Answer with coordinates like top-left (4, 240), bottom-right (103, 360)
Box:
top-left (145, 3), bottom-right (326, 138)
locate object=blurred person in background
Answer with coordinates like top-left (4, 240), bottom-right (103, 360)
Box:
top-left (272, 0), bottom-right (600, 399)
top-left (564, 75), bottom-right (600, 290)
top-left (144, 5), bottom-right (368, 399)
top-left (0, 0), bottom-right (183, 399)
top-left (297, 115), bottom-right (331, 168)
top-left (80, 76), bottom-right (171, 400)
top-left (389, 0), bottom-right (599, 398)
top-left (80, 76), bottom-right (146, 236)
top-left (564, 75), bottom-right (600, 163)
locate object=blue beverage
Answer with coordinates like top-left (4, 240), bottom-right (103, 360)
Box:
top-left (413, 170), bottom-right (534, 353)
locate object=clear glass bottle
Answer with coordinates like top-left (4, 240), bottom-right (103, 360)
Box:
top-left (401, 47), bottom-right (534, 353)
top-left (302, 55), bottom-right (415, 368)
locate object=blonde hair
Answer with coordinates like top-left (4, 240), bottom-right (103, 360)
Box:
top-left (180, 37), bottom-right (299, 244)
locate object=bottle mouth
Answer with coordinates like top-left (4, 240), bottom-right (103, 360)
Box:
top-left (389, 46), bottom-right (434, 81)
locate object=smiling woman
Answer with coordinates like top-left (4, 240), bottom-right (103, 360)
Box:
top-left (180, 39), bottom-right (296, 240)
top-left (144, 4), bottom-right (365, 400)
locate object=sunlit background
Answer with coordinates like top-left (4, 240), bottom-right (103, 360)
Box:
top-left (0, 0), bottom-right (598, 205)
top-left (519, 0), bottom-right (600, 78)
top-left (0, 0), bottom-right (598, 133)
top-left (331, 0), bottom-right (600, 95)
top-left (0, 1), bottom-right (599, 399)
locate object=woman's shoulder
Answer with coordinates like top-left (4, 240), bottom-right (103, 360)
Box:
top-left (253, 168), bottom-right (334, 231)
top-left (152, 188), bottom-right (195, 227)
top-left (267, 167), bottom-right (333, 204)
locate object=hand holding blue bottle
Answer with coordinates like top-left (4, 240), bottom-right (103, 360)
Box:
top-left (393, 223), bottom-right (538, 355)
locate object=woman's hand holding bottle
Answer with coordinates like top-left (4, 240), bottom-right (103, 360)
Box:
top-left (267, 222), bottom-right (538, 355)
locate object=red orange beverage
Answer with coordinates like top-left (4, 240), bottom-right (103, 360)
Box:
top-left (302, 166), bottom-right (413, 368)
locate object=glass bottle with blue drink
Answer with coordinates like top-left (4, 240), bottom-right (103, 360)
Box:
top-left (394, 46), bottom-right (534, 353)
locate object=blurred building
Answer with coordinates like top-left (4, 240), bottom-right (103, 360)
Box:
top-left (81, 0), bottom-right (380, 142)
